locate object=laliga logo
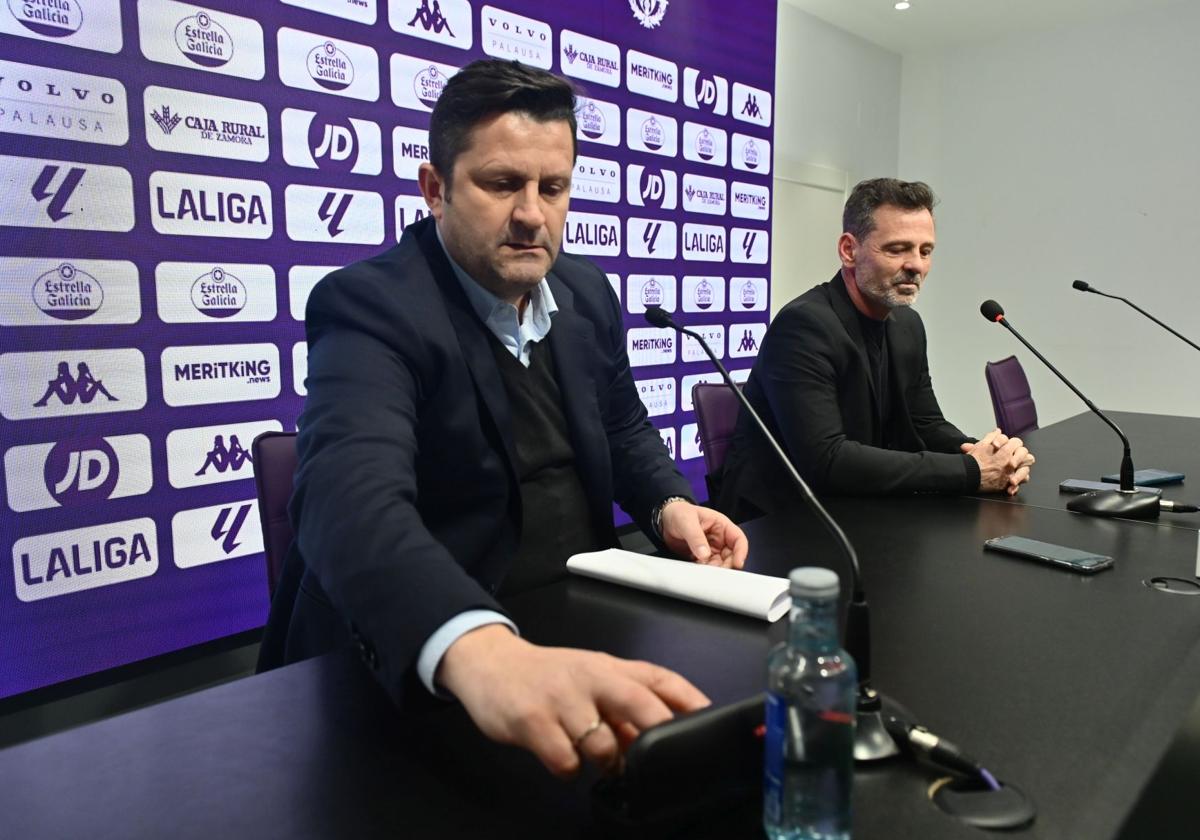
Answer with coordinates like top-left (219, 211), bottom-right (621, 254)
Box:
top-left (190, 266), bottom-right (247, 319)
top-left (308, 41), bottom-right (355, 91)
top-left (8, 0), bottom-right (83, 38)
top-left (175, 11), bottom-right (234, 68)
top-left (413, 65), bottom-right (448, 109)
top-left (33, 262), bottom-right (103, 321)
top-left (577, 102), bottom-right (605, 139)
top-left (629, 0), bottom-right (668, 29)
top-left (44, 437), bottom-right (119, 508)
top-left (641, 116), bottom-right (664, 151)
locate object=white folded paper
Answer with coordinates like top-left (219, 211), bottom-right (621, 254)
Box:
top-left (566, 548), bottom-right (791, 622)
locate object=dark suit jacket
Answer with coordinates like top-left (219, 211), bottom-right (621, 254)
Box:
top-left (719, 274), bottom-right (979, 519)
top-left (259, 217), bottom-right (690, 705)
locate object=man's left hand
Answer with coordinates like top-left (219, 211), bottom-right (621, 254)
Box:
top-left (659, 501), bottom-right (748, 569)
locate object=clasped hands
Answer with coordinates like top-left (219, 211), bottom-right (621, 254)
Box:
top-left (438, 502), bottom-right (747, 778)
top-left (963, 427), bottom-right (1036, 495)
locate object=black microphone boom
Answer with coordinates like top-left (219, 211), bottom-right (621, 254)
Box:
top-left (1073, 280), bottom-right (1200, 353)
top-left (979, 300), bottom-right (1160, 519)
top-left (643, 306), bottom-right (898, 762)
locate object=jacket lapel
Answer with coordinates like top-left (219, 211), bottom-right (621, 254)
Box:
top-left (827, 274), bottom-right (882, 419)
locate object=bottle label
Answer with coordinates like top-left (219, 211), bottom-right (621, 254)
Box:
top-left (763, 691), bottom-right (787, 823)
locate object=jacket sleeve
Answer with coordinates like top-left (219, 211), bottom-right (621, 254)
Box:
top-left (757, 302), bottom-right (978, 495)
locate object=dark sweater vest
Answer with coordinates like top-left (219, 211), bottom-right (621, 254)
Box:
top-left (490, 336), bottom-right (599, 596)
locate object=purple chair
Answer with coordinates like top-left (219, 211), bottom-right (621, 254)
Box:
top-left (692, 382), bottom-right (742, 500)
top-left (251, 431), bottom-right (298, 598)
top-left (984, 355), bottom-right (1039, 437)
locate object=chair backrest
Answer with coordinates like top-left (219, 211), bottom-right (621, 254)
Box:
top-left (251, 431), bottom-right (298, 598)
top-left (692, 382), bottom-right (742, 497)
top-left (984, 355), bottom-right (1039, 437)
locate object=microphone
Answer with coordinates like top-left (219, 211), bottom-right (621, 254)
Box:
top-left (644, 306), bottom-right (898, 762)
top-left (883, 714), bottom-right (1000, 790)
top-left (1073, 281), bottom-right (1200, 353)
top-left (980, 300), bottom-right (1160, 519)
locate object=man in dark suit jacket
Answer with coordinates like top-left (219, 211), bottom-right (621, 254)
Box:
top-left (719, 178), bottom-right (1034, 520)
top-left (260, 60), bottom-right (747, 778)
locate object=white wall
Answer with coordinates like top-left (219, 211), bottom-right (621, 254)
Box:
top-left (900, 1), bottom-right (1200, 435)
top-left (772, 5), bottom-right (902, 309)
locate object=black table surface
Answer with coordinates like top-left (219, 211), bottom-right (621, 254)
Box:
top-left (4, 487), bottom-right (1200, 840)
top-left (976, 411), bottom-right (1200, 530)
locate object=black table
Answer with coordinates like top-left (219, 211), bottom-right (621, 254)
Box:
top-left (976, 411), bottom-right (1200, 530)
top-left (5, 482), bottom-right (1200, 839)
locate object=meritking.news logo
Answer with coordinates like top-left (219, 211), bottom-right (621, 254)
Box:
top-left (1, 258), bottom-right (140, 326)
top-left (160, 343), bottom-right (281, 407)
top-left (282, 109), bottom-right (382, 175)
top-left (0, 60), bottom-right (129, 146)
top-left (145, 87), bottom-right (269, 162)
top-left (138, 0), bottom-right (265, 80)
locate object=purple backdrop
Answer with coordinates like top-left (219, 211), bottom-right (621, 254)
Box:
top-left (0, 0), bottom-right (776, 700)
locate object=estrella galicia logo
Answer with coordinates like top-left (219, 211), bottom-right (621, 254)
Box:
top-left (43, 436), bottom-right (120, 507)
top-left (578, 101), bottom-right (605, 139)
top-left (211, 502), bottom-right (252, 555)
top-left (694, 128), bottom-right (715, 161)
top-left (31, 164), bottom-right (85, 222)
top-left (628, 0), bottom-right (668, 29)
top-left (33, 360), bottom-right (118, 407)
top-left (742, 138), bottom-right (761, 170)
top-left (33, 262), bottom-right (103, 321)
top-left (174, 11), bottom-right (233, 68)
top-left (640, 277), bottom-right (662, 308)
top-left (694, 278), bottom-right (714, 310)
top-left (737, 278), bottom-right (760, 309)
top-left (190, 266), bottom-right (246, 318)
top-left (8, 0), bottom-right (83, 38)
top-left (413, 64), bottom-right (448, 108)
top-left (641, 117), bottom-right (664, 151)
top-left (308, 40), bottom-right (354, 91)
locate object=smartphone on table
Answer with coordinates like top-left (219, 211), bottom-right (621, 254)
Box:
top-left (983, 535), bottom-right (1114, 574)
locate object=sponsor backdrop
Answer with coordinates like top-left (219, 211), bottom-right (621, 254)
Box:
top-left (0, 0), bottom-right (776, 700)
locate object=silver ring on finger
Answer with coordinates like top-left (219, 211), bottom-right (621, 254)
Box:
top-left (573, 718), bottom-right (605, 751)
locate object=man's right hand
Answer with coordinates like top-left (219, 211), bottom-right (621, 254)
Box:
top-left (436, 624), bottom-right (710, 778)
top-left (964, 428), bottom-right (1035, 495)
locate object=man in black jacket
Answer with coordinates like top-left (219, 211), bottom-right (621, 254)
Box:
top-left (719, 178), bottom-right (1033, 520)
top-left (260, 60), bottom-right (747, 777)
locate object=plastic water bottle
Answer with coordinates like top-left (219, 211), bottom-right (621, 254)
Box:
top-left (763, 567), bottom-right (857, 840)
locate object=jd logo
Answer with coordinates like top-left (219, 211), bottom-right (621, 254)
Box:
top-left (694, 76), bottom-right (718, 106)
top-left (211, 503), bottom-right (252, 555)
top-left (312, 122), bottom-right (355, 163)
top-left (31, 165), bottom-right (85, 222)
top-left (318, 191), bottom-right (352, 237)
top-left (44, 437), bottom-right (119, 507)
top-left (640, 171), bottom-right (664, 203)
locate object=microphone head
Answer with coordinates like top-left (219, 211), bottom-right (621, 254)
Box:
top-left (644, 306), bottom-right (674, 329)
top-left (1072, 280), bottom-right (1091, 292)
top-left (980, 300), bottom-right (1005, 323)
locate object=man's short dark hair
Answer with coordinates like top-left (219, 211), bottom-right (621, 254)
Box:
top-left (429, 59), bottom-right (578, 184)
top-left (843, 178), bottom-right (937, 240)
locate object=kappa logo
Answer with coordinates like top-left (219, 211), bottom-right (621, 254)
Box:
top-left (211, 503), bottom-right (253, 554)
top-left (629, 0), bottom-right (668, 29)
top-left (733, 83), bottom-right (772, 127)
top-left (174, 11), bottom-right (233, 68)
top-left (10, 0), bottom-right (84, 38)
top-left (393, 0), bottom-right (472, 49)
top-left (33, 360), bottom-right (118, 407)
top-left (736, 329), bottom-right (758, 353)
top-left (741, 95), bottom-right (762, 120)
top-left (30, 165), bottom-right (85, 222)
top-left (166, 420), bottom-right (279, 488)
top-left (407, 0), bottom-right (455, 35)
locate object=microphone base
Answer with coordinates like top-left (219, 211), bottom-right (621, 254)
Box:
top-left (1067, 489), bottom-right (1160, 520)
top-left (854, 688), bottom-right (901, 762)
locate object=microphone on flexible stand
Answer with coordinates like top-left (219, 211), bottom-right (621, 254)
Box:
top-left (979, 300), bottom-right (1161, 519)
top-left (1072, 280), bottom-right (1200, 353)
top-left (643, 306), bottom-right (898, 762)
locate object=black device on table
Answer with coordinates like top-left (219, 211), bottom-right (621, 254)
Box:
top-left (1060, 478), bottom-right (1161, 496)
top-left (1101, 469), bottom-right (1185, 487)
top-left (984, 535), bottom-right (1114, 574)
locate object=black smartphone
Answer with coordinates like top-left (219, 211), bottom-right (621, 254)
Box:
top-left (1060, 478), bottom-right (1161, 496)
top-left (1100, 469), bottom-right (1185, 487)
top-left (983, 535), bottom-right (1114, 574)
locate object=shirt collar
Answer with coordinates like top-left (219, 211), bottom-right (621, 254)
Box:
top-left (436, 224), bottom-right (558, 328)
